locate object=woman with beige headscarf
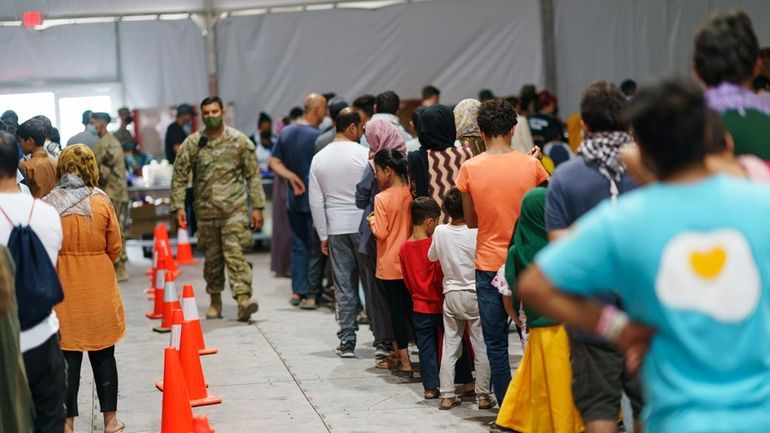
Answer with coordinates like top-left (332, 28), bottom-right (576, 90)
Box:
top-left (43, 144), bottom-right (125, 433)
top-left (454, 99), bottom-right (485, 156)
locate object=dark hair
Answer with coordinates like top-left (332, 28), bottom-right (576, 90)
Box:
top-left (177, 104), bottom-right (193, 116)
top-left (753, 75), bottom-right (770, 92)
top-left (50, 127), bottom-right (60, 145)
top-left (258, 112), bottom-right (272, 126)
top-left (694, 10), bottom-right (758, 86)
top-left (373, 148), bottom-right (408, 181)
top-left (0, 131), bottom-right (19, 177)
top-left (519, 84), bottom-right (537, 112)
top-left (323, 92), bottom-right (337, 102)
top-left (375, 91), bottom-right (400, 115)
top-left (443, 187), bottom-right (464, 220)
top-left (1, 110), bottom-right (18, 127)
top-left (624, 77), bottom-right (707, 179)
top-left (477, 98), bottom-right (518, 138)
top-left (506, 96), bottom-right (520, 110)
top-left (422, 85), bottom-right (440, 100)
top-left (32, 115), bottom-right (52, 139)
top-left (81, 110), bottom-right (93, 126)
top-left (353, 94), bottom-right (376, 118)
top-left (411, 106), bottom-right (426, 131)
top-left (335, 109), bottom-right (361, 133)
top-left (17, 118), bottom-right (47, 147)
top-left (580, 81), bottom-right (629, 133)
top-left (478, 89), bottom-right (495, 101)
top-left (411, 197), bottom-right (440, 225)
top-left (329, 99), bottom-right (349, 121)
top-left (200, 96), bottom-right (224, 111)
top-left (620, 79), bottom-right (637, 97)
top-left (289, 106), bottom-right (303, 120)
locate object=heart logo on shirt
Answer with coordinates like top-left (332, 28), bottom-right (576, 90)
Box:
top-left (689, 247), bottom-right (726, 280)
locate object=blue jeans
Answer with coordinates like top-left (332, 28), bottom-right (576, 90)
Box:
top-left (476, 270), bottom-right (511, 403)
top-left (413, 312), bottom-right (474, 391)
top-left (288, 211), bottom-right (312, 297)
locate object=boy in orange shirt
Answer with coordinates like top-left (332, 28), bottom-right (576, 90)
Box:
top-left (456, 98), bottom-right (549, 404)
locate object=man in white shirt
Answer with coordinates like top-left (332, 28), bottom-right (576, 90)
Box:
top-left (0, 131), bottom-right (66, 433)
top-left (308, 108), bottom-right (369, 358)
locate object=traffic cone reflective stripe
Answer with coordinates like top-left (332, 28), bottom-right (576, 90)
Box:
top-left (156, 347), bottom-right (195, 433)
top-left (176, 228), bottom-right (197, 266)
top-left (156, 309), bottom-right (185, 391)
top-left (157, 224), bottom-right (180, 278)
top-left (180, 320), bottom-right (221, 407)
top-left (153, 272), bottom-right (180, 333)
top-left (145, 227), bottom-right (160, 276)
top-left (181, 284), bottom-right (218, 356)
top-left (145, 265), bottom-right (166, 319)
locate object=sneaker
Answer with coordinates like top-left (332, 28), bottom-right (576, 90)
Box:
top-left (374, 343), bottom-right (393, 359)
top-left (335, 341), bottom-right (355, 358)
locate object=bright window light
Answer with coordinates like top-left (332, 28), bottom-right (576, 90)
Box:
top-left (0, 91), bottom-right (56, 129)
top-left (58, 95), bottom-right (112, 146)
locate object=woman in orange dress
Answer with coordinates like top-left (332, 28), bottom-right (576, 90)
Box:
top-left (43, 144), bottom-right (126, 433)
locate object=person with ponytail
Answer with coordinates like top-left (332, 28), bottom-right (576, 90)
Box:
top-left (367, 148), bottom-right (414, 377)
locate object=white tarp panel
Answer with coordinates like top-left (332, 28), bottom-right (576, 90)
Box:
top-left (0, 23), bottom-right (117, 84)
top-left (217, 0), bottom-right (544, 132)
top-left (118, 19), bottom-right (209, 109)
top-left (554, 0), bottom-right (770, 115)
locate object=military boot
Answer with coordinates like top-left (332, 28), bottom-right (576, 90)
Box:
top-left (206, 293), bottom-right (223, 319)
top-left (115, 262), bottom-right (129, 282)
top-left (236, 294), bottom-right (259, 322)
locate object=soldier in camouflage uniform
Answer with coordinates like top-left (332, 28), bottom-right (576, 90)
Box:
top-left (91, 112), bottom-right (129, 282)
top-left (171, 96), bottom-right (265, 322)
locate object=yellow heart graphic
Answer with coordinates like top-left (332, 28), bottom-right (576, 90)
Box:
top-left (690, 247), bottom-right (727, 280)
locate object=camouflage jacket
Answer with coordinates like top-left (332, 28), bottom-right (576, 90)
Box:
top-left (171, 126), bottom-right (266, 220)
top-left (93, 133), bottom-right (128, 203)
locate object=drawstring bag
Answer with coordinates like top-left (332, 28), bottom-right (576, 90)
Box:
top-left (0, 201), bottom-right (64, 330)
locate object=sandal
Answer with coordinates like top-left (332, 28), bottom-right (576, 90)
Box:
top-left (375, 357), bottom-right (398, 370)
top-left (439, 397), bottom-right (461, 410)
top-left (106, 421), bottom-right (126, 433)
top-left (424, 389), bottom-right (440, 399)
top-left (478, 396), bottom-right (496, 410)
top-left (391, 366), bottom-right (414, 378)
top-left (289, 294), bottom-right (302, 306)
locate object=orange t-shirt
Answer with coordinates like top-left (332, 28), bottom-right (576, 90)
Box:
top-left (456, 151), bottom-right (549, 271)
top-left (371, 185), bottom-right (413, 280)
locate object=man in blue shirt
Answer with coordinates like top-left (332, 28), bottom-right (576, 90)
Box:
top-left (269, 93), bottom-right (327, 309)
top-left (519, 78), bottom-right (770, 433)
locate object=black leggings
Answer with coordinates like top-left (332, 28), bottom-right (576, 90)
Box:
top-left (63, 346), bottom-right (118, 417)
top-left (380, 279), bottom-right (413, 350)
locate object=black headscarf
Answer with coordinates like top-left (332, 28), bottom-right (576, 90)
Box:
top-left (417, 104), bottom-right (455, 151)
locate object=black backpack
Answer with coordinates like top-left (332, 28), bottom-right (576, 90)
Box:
top-left (0, 201), bottom-right (64, 330)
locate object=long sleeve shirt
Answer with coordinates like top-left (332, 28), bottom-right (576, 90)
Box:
top-left (171, 126), bottom-right (265, 220)
top-left (308, 141), bottom-right (368, 241)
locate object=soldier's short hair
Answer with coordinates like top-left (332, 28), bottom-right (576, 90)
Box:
top-left (200, 96), bottom-right (224, 111)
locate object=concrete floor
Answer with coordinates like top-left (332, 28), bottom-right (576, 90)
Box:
top-left (71, 249), bottom-right (523, 433)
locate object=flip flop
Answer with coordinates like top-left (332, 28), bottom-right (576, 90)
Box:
top-left (106, 421), bottom-right (126, 433)
top-left (424, 389), bottom-right (440, 399)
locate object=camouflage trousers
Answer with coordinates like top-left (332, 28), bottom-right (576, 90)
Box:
top-left (111, 200), bottom-right (128, 270)
top-left (196, 213), bottom-right (254, 298)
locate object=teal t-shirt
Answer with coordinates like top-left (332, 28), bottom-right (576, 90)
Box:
top-left (537, 175), bottom-right (770, 433)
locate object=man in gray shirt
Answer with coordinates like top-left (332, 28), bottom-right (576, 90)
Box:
top-left (66, 110), bottom-right (98, 148)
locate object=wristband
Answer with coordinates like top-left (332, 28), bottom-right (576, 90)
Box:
top-left (595, 304), bottom-right (629, 343)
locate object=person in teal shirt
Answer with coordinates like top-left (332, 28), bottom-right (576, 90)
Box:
top-left (518, 78), bottom-right (770, 433)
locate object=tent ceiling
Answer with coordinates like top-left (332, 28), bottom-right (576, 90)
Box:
top-left (0, 0), bottom-right (431, 20)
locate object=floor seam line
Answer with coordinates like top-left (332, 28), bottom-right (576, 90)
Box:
top-left (253, 322), bottom-right (333, 433)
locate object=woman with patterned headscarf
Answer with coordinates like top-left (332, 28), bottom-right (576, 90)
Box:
top-left (43, 144), bottom-right (126, 433)
top-left (454, 99), bottom-right (485, 156)
top-left (355, 119), bottom-right (406, 369)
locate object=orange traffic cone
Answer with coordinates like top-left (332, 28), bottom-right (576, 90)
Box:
top-left (145, 264), bottom-right (165, 320)
top-left (193, 415), bottom-right (215, 433)
top-left (146, 226), bottom-right (161, 277)
top-left (156, 309), bottom-right (184, 391)
top-left (157, 224), bottom-right (180, 278)
top-left (180, 319), bottom-right (222, 407)
top-left (156, 347), bottom-right (199, 433)
top-left (176, 227), bottom-right (197, 266)
top-left (153, 272), bottom-right (180, 333)
top-left (146, 251), bottom-right (161, 299)
top-left (181, 284), bottom-right (217, 356)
